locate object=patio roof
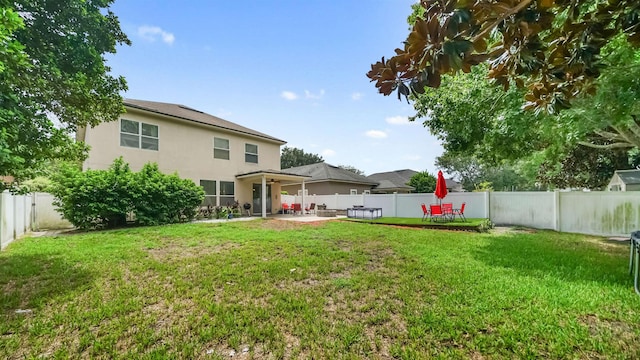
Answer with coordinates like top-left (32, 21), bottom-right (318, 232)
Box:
top-left (235, 169), bottom-right (311, 183)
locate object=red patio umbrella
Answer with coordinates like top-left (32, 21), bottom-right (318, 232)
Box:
top-left (434, 170), bottom-right (448, 204)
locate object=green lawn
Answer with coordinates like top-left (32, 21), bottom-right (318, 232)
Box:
top-left (343, 217), bottom-right (488, 229)
top-left (1, 220), bottom-right (638, 359)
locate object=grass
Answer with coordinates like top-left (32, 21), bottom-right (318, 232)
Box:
top-left (344, 217), bottom-right (487, 228)
top-left (1, 219), bottom-right (639, 359)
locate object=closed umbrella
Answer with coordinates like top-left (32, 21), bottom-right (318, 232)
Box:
top-left (434, 170), bottom-right (448, 205)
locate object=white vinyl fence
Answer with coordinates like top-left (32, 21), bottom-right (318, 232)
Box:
top-left (283, 191), bottom-right (640, 237)
top-left (0, 191), bottom-right (32, 250)
top-left (0, 191), bottom-right (72, 250)
top-left (2, 191), bottom-right (638, 250)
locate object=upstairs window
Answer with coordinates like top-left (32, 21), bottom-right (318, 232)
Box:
top-left (214, 137), bottom-right (230, 160)
top-left (245, 143), bottom-right (258, 163)
top-left (120, 119), bottom-right (159, 150)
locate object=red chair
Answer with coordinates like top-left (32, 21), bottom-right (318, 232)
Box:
top-left (282, 203), bottom-right (291, 214)
top-left (453, 202), bottom-right (466, 222)
top-left (421, 203), bottom-right (429, 221)
top-left (292, 203), bottom-right (302, 215)
top-left (442, 203), bottom-right (454, 221)
top-left (305, 203), bottom-right (316, 214)
top-left (429, 204), bottom-right (446, 222)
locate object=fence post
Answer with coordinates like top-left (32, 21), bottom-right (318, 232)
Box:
top-left (484, 191), bottom-right (490, 219)
top-left (553, 190), bottom-right (560, 232)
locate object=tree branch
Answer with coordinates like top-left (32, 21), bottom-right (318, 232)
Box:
top-left (578, 141), bottom-right (633, 149)
top-left (471, 0), bottom-right (534, 42)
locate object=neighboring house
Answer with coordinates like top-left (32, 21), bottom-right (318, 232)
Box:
top-left (608, 169), bottom-right (640, 191)
top-left (367, 169), bottom-right (417, 193)
top-left (446, 178), bottom-right (464, 192)
top-left (78, 99), bottom-right (309, 217)
top-left (281, 162), bottom-right (379, 195)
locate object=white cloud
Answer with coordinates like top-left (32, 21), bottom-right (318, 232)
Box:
top-left (321, 149), bottom-right (336, 157)
top-left (305, 89), bottom-right (325, 99)
top-left (351, 92), bottom-right (363, 101)
top-left (405, 155), bottom-right (422, 161)
top-left (365, 130), bottom-right (388, 139)
top-left (385, 115), bottom-right (412, 125)
top-left (138, 26), bottom-right (175, 45)
top-left (281, 91), bottom-right (298, 100)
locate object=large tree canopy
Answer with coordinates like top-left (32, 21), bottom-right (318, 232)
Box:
top-left (0, 0), bottom-right (130, 189)
top-left (367, 0), bottom-right (640, 113)
top-left (280, 147), bottom-right (324, 169)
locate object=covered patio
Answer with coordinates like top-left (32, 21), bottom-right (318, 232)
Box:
top-left (235, 169), bottom-right (311, 219)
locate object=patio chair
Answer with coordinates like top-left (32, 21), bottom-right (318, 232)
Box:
top-left (421, 203), bottom-right (429, 221)
top-left (442, 203), bottom-right (454, 221)
top-left (453, 202), bottom-right (466, 222)
top-left (305, 203), bottom-right (316, 214)
top-left (282, 203), bottom-right (291, 214)
top-left (292, 203), bottom-right (302, 215)
top-left (429, 204), bottom-right (446, 222)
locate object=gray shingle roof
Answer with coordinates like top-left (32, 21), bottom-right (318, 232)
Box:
top-left (283, 163), bottom-right (378, 185)
top-left (616, 169), bottom-right (640, 185)
top-left (124, 99), bottom-right (285, 144)
top-left (367, 169), bottom-right (417, 190)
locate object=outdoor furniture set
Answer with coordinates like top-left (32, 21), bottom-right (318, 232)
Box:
top-left (281, 203), bottom-right (315, 215)
top-left (421, 202), bottom-right (466, 222)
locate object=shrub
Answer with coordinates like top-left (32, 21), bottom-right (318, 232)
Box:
top-left (51, 158), bottom-right (204, 230)
top-left (133, 163), bottom-right (204, 225)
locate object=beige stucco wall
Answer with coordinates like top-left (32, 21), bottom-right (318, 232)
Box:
top-left (281, 182), bottom-right (374, 195)
top-left (82, 107), bottom-right (283, 212)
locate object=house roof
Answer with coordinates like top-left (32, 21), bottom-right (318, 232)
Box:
top-left (282, 162), bottom-right (378, 185)
top-left (615, 169), bottom-right (640, 185)
top-left (445, 178), bottom-right (461, 188)
top-left (124, 99), bottom-right (286, 144)
top-left (367, 169), bottom-right (417, 191)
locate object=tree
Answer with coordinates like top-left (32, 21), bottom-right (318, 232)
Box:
top-left (410, 32), bottom-right (640, 188)
top-left (435, 153), bottom-right (535, 191)
top-left (0, 0), bottom-right (130, 189)
top-left (367, 0), bottom-right (640, 113)
top-left (280, 147), bottom-right (324, 169)
top-left (408, 171), bottom-right (437, 193)
top-left (338, 165), bottom-right (365, 176)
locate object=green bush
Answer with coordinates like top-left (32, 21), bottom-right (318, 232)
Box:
top-left (133, 163), bottom-right (204, 225)
top-left (51, 158), bottom-right (204, 230)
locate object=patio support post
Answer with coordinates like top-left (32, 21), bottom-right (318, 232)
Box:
top-left (301, 180), bottom-right (306, 215)
top-left (261, 175), bottom-right (267, 219)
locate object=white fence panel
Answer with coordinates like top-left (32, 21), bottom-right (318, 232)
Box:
top-left (1, 191), bottom-right (14, 249)
top-left (364, 194), bottom-right (396, 217)
top-left (490, 192), bottom-right (556, 229)
top-left (33, 192), bottom-right (72, 230)
top-left (559, 192), bottom-right (640, 237)
top-left (0, 191), bottom-right (32, 250)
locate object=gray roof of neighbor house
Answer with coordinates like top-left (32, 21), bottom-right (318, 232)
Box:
top-left (283, 162), bottom-right (378, 185)
top-left (615, 169), bottom-right (640, 185)
top-left (367, 169), bottom-right (417, 191)
top-left (445, 178), bottom-right (461, 188)
top-left (124, 99), bottom-right (286, 144)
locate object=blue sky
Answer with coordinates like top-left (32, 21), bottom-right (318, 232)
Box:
top-left (106, 0), bottom-right (443, 176)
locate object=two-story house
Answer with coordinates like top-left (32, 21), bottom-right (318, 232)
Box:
top-left (77, 99), bottom-right (309, 217)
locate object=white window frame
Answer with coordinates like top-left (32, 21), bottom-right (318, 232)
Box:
top-left (213, 137), bottom-right (230, 160)
top-left (363, 190), bottom-right (371, 195)
top-left (245, 143), bottom-right (258, 164)
top-left (350, 189), bottom-right (357, 195)
top-left (120, 119), bottom-right (159, 151)
top-left (200, 180), bottom-right (216, 206)
top-left (220, 181), bottom-right (235, 207)
top-left (297, 189), bottom-right (309, 196)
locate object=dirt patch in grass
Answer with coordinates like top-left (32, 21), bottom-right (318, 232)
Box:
top-left (579, 314), bottom-right (634, 340)
top-left (146, 241), bottom-right (241, 261)
top-left (490, 226), bottom-right (538, 235)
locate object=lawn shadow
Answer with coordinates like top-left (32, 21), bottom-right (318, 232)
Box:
top-left (472, 231), bottom-right (630, 286)
top-left (0, 253), bottom-right (94, 314)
